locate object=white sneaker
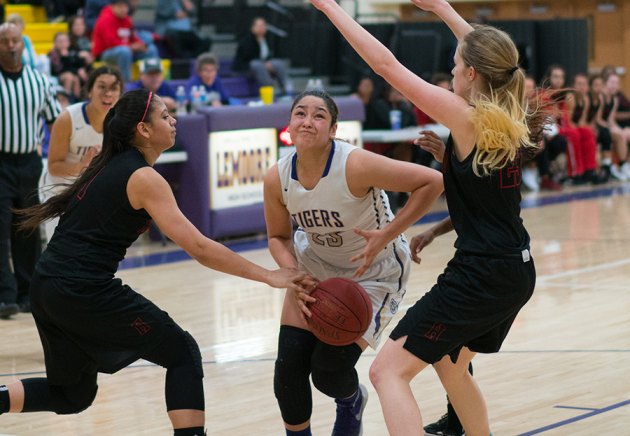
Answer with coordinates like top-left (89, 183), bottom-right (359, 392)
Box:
top-left (610, 164), bottom-right (628, 181)
top-left (521, 167), bottom-right (539, 192)
top-left (621, 162), bottom-right (630, 178)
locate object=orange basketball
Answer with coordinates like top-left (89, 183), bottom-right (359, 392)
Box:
top-left (306, 278), bottom-right (372, 346)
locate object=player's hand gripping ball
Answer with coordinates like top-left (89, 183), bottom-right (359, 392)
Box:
top-left (306, 278), bottom-right (372, 346)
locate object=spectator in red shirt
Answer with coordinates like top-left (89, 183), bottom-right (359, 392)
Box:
top-left (91, 0), bottom-right (158, 82)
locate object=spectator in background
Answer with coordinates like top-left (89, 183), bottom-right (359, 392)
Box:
top-left (155, 0), bottom-right (211, 59)
top-left (5, 14), bottom-right (36, 69)
top-left (601, 64), bottom-right (630, 129)
top-left (127, 57), bottom-right (176, 112)
top-left (0, 23), bottom-right (61, 318)
top-left (185, 52), bottom-right (229, 107)
top-left (543, 64), bottom-right (597, 184)
top-left (92, 0), bottom-right (157, 82)
top-left (351, 75), bottom-right (380, 128)
top-left (414, 72), bottom-right (451, 126)
top-left (589, 74), bottom-right (614, 182)
top-left (234, 17), bottom-right (289, 95)
top-left (68, 15), bottom-right (93, 65)
top-left (48, 32), bottom-right (88, 100)
top-left (602, 73), bottom-right (630, 180)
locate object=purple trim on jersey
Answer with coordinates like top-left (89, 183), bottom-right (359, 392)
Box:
top-left (322, 140), bottom-right (336, 177)
top-left (372, 241), bottom-right (406, 337)
top-left (373, 294), bottom-right (388, 337)
top-left (290, 141), bottom-right (337, 180)
top-left (81, 102), bottom-right (90, 125)
top-left (290, 153), bottom-right (298, 180)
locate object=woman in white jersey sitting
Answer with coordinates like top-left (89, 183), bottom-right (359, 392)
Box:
top-left (263, 90), bottom-right (443, 436)
top-left (41, 66), bottom-right (123, 241)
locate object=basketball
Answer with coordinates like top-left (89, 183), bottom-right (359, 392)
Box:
top-left (306, 278), bottom-right (372, 346)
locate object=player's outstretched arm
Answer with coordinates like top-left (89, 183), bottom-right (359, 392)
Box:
top-left (128, 167), bottom-right (313, 292)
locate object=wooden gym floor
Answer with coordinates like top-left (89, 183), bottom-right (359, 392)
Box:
top-left (1, 182), bottom-right (629, 435)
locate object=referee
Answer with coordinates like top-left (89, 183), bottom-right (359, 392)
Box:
top-left (0, 23), bottom-right (60, 318)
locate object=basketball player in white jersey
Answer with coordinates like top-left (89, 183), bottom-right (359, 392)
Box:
top-left (41, 66), bottom-right (123, 241)
top-left (264, 90), bottom-right (443, 436)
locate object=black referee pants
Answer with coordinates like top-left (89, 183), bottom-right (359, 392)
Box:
top-left (0, 152), bottom-right (42, 305)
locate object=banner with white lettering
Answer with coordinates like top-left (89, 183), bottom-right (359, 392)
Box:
top-left (209, 128), bottom-right (278, 209)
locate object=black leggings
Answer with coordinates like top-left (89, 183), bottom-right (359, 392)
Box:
top-left (22, 325), bottom-right (204, 414)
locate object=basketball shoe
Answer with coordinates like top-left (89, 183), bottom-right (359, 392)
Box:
top-left (331, 384), bottom-right (368, 436)
top-left (424, 410), bottom-right (465, 436)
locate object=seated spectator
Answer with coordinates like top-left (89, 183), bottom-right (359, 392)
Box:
top-left (91, 0), bottom-right (158, 82)
top-left (48, 32), bottom-right (88, 100)
top-left (588, 74), bottom-right (613, 182)
top-left (155, 0), bottom-right (211, 59)
top-left (68, 15), bottom-right (94, 66)
top-left (602, 73), bottom-right (630, 180)
top-left (414, 72), bottom-right (451, 126)
top-left (126, 57), bottom-right (176, 112)
top-left (5, 13), bottom-right (36, 69)
top-left (185, 53), bottom-right (229, 107)
top-left (351, 75), bottom-right (383, 129)
top-left (234, 17), bottom-right (289, 95)
top-left (543, 64), bottom-right (597, 185)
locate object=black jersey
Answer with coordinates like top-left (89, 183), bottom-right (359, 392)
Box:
top-left (601, 95), bottom-right (615, 121)
top-left (38, 148), bottom-right (151, 280)
top-left (587, 92), bottom-right (601, 123)
top-left (443, 136), bottom-right (530, 255)
top-left (572, 95), bottom-right (585, 124)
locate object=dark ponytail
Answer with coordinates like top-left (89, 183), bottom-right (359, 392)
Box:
top-left (18, 89), bottom-right (155, 231)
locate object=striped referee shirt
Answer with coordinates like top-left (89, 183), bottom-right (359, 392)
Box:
top-left (0, 65), bottom-right (60, 154)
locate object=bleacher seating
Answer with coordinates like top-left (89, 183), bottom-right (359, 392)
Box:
top-left (4, 4), bottom-right (46, 23)
top-left (25, 22), bottom-right (68, 55)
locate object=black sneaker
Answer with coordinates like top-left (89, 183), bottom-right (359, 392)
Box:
top-left (18, 300), bottom-right (31, 313)
top-left (332, 384), bottom-right (368, 436)
top-left (424, 412), bottom-right (464, 436)
top-left (0, 302), bottom-right (19, 319)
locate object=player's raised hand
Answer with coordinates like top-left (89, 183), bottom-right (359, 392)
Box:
top-left (410, 0), bottom-right (448, 13)
top-left (409, 229), bottom-right (436, 264)
top-left (415, 130), bottom-right (446, 163)
top-left (310, 0), bottom-right (335, 11)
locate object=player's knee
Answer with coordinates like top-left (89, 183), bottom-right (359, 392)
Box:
top-left (52, 382), bottom-right (98, 415)
top-left (273, 326), bottom-right (316, 425)
top-left (311, 342), bottom-right (362, 398)
top-left (368, 358), bottom-right (386, 391)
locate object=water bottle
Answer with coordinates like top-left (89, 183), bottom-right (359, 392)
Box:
top-left (199, 86), bottom-right (207, 107)
top-left (305, 78), bottom-right (315, 91)
top-left (314, 78), bottom-right (324, 90)
top-left (190, 86), bottom-right (201, 111)
top-left (285, 79), bottom-right (294, 97)
top-left (176, 85), bottom-right (187, 115)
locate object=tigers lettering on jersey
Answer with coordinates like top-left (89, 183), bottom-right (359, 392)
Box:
top-left (291, 209), bottom-right (343, 229)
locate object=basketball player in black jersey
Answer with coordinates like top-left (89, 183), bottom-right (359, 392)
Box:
top-left (311, 0), bottom-right (549, 434)
top-left (0, 90), bottom-right (311, 436)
